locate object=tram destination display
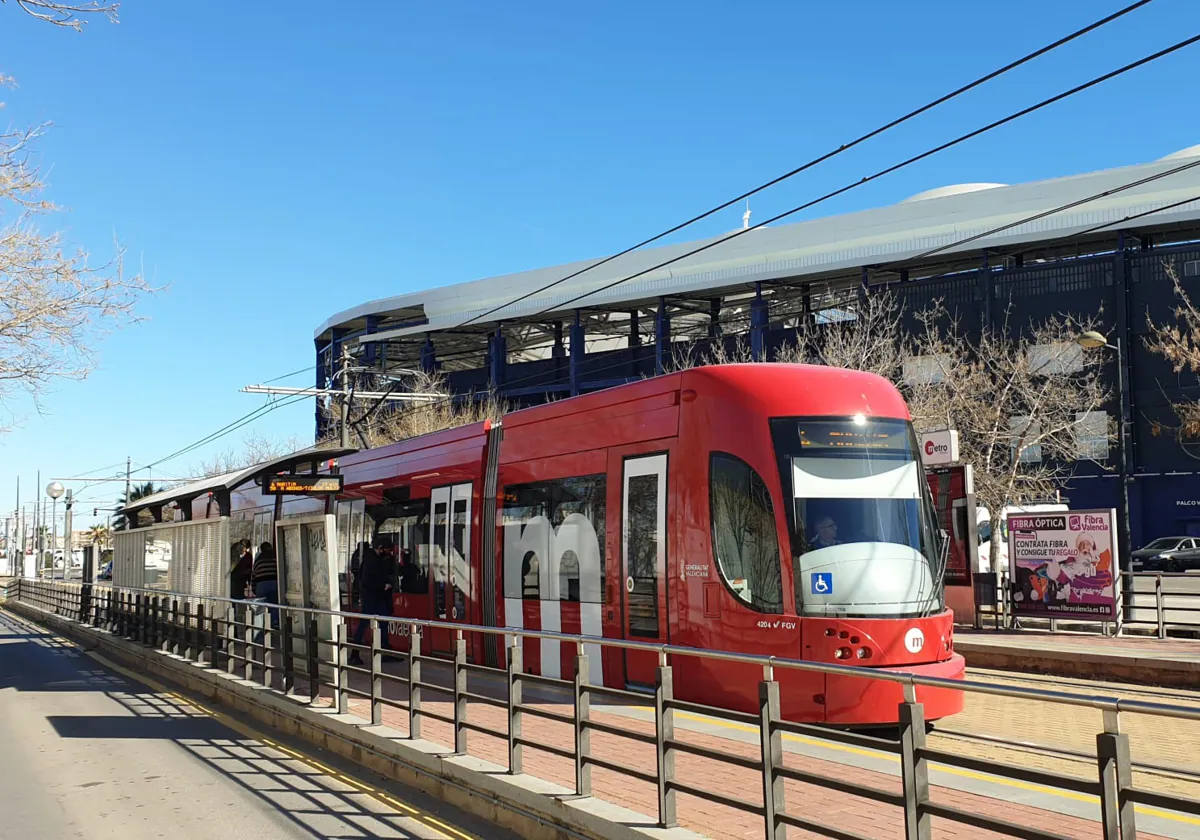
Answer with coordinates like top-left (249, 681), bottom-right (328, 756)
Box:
top-left (1006, 508), bottom-right (1119, 620)
top-left (262, 474), bottom-right (344, 496)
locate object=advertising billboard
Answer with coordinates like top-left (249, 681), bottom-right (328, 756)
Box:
top-left (1007, 508), bottom-right (1119, 620)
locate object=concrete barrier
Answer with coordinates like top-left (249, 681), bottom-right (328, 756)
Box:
top-left (6, 601), bottom-right (701, 840)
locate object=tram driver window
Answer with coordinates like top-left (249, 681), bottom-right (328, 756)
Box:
top-left (709, 453), bottom-right (783, 614)
top-left (502, 474), bottom-right (606, 603)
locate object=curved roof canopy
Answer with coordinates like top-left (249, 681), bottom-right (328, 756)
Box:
top-left (121, 444), bottom-right (357, 520)
top-left (317, 150), bottom-right (1200, 345)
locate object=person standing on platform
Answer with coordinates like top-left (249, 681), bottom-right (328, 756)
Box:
top-left (251, 542), bottom-right (279, 628)
top-left (349, 538), bottom-right (394, 665)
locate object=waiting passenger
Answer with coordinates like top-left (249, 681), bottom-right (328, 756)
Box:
top-left (349, 540), bottom-right (393, 665)
top-left (251, 542), bottom-right (279, 628)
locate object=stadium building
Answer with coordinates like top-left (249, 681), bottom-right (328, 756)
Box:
top-left (314, 146), bottom-right (1200, 551)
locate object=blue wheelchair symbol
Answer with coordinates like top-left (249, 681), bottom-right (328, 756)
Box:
top-left (811, 572), bottom-right (833, 596)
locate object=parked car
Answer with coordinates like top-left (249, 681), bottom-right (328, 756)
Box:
top-left (1131, 537), bottom-right (1200, 572)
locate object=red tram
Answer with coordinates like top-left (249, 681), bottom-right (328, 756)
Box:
top-left (225, 364), bottom-right (965, 726)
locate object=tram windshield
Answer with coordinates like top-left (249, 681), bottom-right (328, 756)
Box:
top-left (771, 416), bottom-right (944, 617)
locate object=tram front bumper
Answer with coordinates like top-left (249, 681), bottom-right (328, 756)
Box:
top-left (822, 653), bottom-right (967, 727)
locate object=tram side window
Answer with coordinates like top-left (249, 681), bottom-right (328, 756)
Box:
top-left (366, 497), bottom-right (432, 595)
top-left (710, 453), bottom-right (784, 614)
top-left (502, 474), bottom-right (606, 603)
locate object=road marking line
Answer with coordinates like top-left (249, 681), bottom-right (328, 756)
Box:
top-left (78, 647), bottom-right (477, 840)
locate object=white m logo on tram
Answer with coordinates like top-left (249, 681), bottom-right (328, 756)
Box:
top-left (502, 513), bottom-right (604, 681)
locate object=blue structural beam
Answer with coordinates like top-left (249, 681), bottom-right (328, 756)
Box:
top-left (363, 315), bottom-right (380, 365)
top-left (750, 283), bottom-right (768, 361)
top-left (655, 298), bottom-right (670, 375)
top-left (569, 312), bottom-right (584, 396)
top-left (420, 336), bottom-right (437, 372)
top-left (489, 328), bottom-right (507, 392)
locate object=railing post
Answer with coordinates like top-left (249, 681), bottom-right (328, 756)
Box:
top-left (370, 620), bottom-right (383, 726)
top-left (263, 616), bottom-right (274, 688)
top-left (172, 598), bottom-right (182, 655)
top-left (574, 645), bottom-right (591, 796)
top-left (654, 659), bottom-right (677, 828)
top-left (1155, 575), bottom-right (1166, 639)
top-left (226, 607), bottom-right (237, 675)
top-left (507, 640), bottom-right (523, 774)
top-left (453, 630), bottom-right (468, 755)
top-left (306, 617), bottom-right (319, 703)
top-left (899, 698), bottom-right (932, 840)
top-left (759, 677), bottom-right (786, 840)
top-left (283, 614), bottom-right (296, 695)
top-left (409, 627), bottom-right (422, 738)
top-left (182, 601), bottom-right (193, 660)
top-left (335, 620), bottom-right (348, 715)
top-left (1097, 709), bottom-right (1135, 840)
top-left (246, 611), bottom-right (258, 682)
top-left (136, 594), bottom-right (145, 644)
top-left (206, 603), bottom-right (220, 668)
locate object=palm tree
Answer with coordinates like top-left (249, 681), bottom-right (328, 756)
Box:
top-left (86, 524), bottom-right (111, 550)
top-left (113, 481), bottom-right (159, 531)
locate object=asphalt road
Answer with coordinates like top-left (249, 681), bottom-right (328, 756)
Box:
top-left (0, 608), bottom-right (519, 840)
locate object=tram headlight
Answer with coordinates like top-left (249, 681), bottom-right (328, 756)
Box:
top-left (856, 647), bottom-right (872, 660)
top-left (834, 647), bottom-right (852, 659)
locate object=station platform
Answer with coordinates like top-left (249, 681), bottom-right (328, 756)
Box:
top-left (954, 628), bottom-right (1200, 688)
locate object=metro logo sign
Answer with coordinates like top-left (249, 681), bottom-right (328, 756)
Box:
top-left (919, 429), bottom-right (959, 466)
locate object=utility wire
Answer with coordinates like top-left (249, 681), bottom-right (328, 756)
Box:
top-left (355, 133), bottom-right (1200, 435)
top-left (535, 32), bottom-right (1200, 320)
top-left (383, 31), bottom-right (1200, 377)
top-left (450, 0), bottom-right (1154, 331)
top-left (111, 15), bottom-right (1194, 471)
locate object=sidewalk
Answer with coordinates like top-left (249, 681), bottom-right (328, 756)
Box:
top-left (954, 628), bottom-right (1200, 687)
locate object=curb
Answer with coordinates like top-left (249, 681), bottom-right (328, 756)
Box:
top-left (7, 602), bottom-right (702, 840)
top-left (954, 639), bottom-right (1200, 688)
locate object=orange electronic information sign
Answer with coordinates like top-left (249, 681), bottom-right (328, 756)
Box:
top-left (262, 475), bottom-right (344, 496)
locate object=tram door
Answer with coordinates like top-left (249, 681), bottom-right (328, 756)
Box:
top-left (621, 454), bottom-right (668, 687)
top-left (429, 483), bottom-right (472, 656)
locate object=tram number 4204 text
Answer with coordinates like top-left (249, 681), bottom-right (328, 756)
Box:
top-left (756, 620), bottom-right (798, 631)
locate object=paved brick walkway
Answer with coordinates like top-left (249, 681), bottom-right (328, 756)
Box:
top-left (278, 653), bottom-right (1186, 840)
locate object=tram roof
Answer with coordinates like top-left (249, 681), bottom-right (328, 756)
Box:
top-left (121, 444), bottom-right (357, 517)
top-left (316, 147), bottom-right (1200, 344)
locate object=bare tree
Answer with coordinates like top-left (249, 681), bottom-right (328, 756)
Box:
top-left (906, 304), bottom-right (1112, 572)
top-left (186, 431), bottom-right (308, 479)
top-left (3, 1), bottom-right (119, 28)
top-left (1, 1), bottom-right (152, 433)
top-left (1144, 263), bottom-right (1200, 438)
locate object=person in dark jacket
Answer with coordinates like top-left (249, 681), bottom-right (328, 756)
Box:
top-left (252, 542), bottom-right (279, 628)
top-left (349, 539), bottom-right (393, 664)
top-left (230, 540), bottom-right (252, 599)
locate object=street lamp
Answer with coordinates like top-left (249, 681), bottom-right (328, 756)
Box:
top-left (1074, 331), bottom-right (1133, 569)
top-left (46, 482), bottom-right (64, 580)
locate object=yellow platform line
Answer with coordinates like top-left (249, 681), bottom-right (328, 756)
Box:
top-left (83, 649), bottom-right (478, 840)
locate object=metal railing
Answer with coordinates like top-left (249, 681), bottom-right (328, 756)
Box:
top-left (10, 577), bottom-right (1200, 840)
top-left (984, 570), bottom-right (1200, 638)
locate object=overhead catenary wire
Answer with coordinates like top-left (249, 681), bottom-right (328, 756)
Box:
top-left (534, 31), bottom-right (1200, 320)
top-left (354, 131), bottom-right (1200, 436)
top-left (352, 27), bottom-right (1200, 394)
top-left (94, 14), bottom-right (1195, 476)
top-left (449, 0), bottom-right (1155, 331)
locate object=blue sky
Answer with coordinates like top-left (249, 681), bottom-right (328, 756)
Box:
top-left (3, 0), bottom-right (1200, 525)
